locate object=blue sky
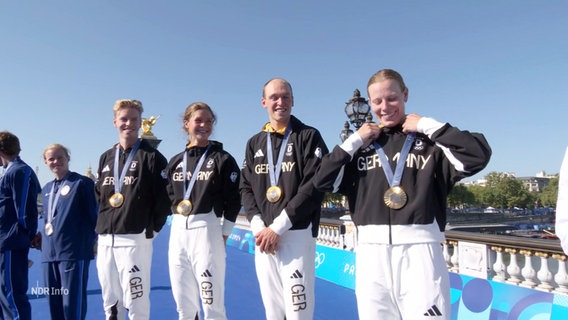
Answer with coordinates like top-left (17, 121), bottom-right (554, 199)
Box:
top-left (1, 1), bottom-right (567, 185)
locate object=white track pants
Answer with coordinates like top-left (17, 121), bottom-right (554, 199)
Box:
top-left (168, 213), bottom-right (227, 320)
top-left (355, 242), bottom-right (450, 320)
top-left (96, 233), bottom-right (153, 320)
top-left (254, 228), bottom-right (315, 320)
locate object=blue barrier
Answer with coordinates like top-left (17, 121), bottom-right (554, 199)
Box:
top-left (229, 227), bottom-right (568, 319)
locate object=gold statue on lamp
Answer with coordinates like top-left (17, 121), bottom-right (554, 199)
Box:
top-left (140, 115), bottom-right (161, 148)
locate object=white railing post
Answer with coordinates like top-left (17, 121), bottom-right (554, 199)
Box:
top-left (553, 254), bottom-right (568, 294)
top-left (506, 248), bottom-right (522, 285)
top-left (443, 242), bottom-right (452, 270)
top-left (342, 219), bottom-right (357, 251)
top-left (450, 241), bottom-right (459, 273)
top-left (536, 252), bottom-right (555, 292)
top-left (491, 246), bottom-right (507, 282)
top-left (317, 225), bottom-right (324, 245)
top-left (520, 250), bottom-right (538, 289)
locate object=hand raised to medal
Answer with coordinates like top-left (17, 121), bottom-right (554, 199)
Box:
top-left (402, 113), bottom-right (422, 134)
top-left (358, 121), bottom-right (383, 146)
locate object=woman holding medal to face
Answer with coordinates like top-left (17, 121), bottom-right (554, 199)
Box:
top-left (314, 69), bottom-right (492, 320)
top-left (166, 102), bottom-right (241, 320)
top-left (40, 144), bottom-right (97, 320)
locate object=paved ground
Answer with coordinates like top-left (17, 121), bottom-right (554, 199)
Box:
top-left (28, 223), bottom-right (358, 319)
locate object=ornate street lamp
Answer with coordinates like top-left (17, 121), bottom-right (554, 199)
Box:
top-left (340, 89), bottom-right (371, 142)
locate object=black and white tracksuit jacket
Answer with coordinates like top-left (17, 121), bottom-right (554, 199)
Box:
top-left (314, 118), bottom-right (491, 245)
top-left (240, 116), bottom-right (329, 237)
top-left (166, 141), bottom-right (241, 229)
top-left (95, 139), bottom-right (170, 238)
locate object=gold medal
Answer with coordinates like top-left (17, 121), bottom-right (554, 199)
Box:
top-left (383, 186), bottom-right (408, 209)
top-left (176, 200), bottom-right (192, 216)
top-left (45, 222), bottom-right (54, 236)
top-left (109, 193), bottom-right (124, 208)
top-left (266, 186), bottom-right (283, 203)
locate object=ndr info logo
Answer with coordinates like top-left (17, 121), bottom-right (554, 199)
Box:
top-left (30, 281), bottom-right (69, 297)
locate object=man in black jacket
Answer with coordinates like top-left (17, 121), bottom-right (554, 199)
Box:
top-left (240, 78), bottom-right (328, 320)
top-left (95, 99), bottom-right (170, 320)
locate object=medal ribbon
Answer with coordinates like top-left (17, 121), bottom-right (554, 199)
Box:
top-left (47, 180), bottom-right (64, 224)
top-left (266, 126), bottom-right (291, 187)
top-left (113, 139), bottom-right (141, 195)
top-left (181, 144), bottom-right (211, 201)
top-left (374, 133), bottom-right (415, 187)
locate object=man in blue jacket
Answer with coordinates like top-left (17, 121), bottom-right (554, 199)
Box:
top-left (0, 131), bottom-right (41, 320)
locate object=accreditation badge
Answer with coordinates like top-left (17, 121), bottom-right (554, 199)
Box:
top-left (109, 193), bottom-right (124, 208)
top-left (383, 186), bottom-right (408, 209)
top-left (266, 186), bottom-right (283, 203)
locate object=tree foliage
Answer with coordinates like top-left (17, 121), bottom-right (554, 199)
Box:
top-left (447, 184), bottom-right (475, 208)
top-left (323, 192), bottom-right (345, 208)
top-left (466, 185), bottom-right (487, 207)
top-left (539, 176), bottom-right (559, 207)
top-left (448, 171), bottom-right (556, 209)
top-left (483, 172), bottom-right (534, 208)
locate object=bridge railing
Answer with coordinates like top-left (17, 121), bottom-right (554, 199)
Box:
top-left (443, 230), bottom-right (568, 295)
top-left (315, 216), bottom-right (568, 295)
top-left (236, 212), bottom-right (568, 295)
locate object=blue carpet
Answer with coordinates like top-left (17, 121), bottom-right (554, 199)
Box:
top-left (28, 224), bottom-right (358, 319)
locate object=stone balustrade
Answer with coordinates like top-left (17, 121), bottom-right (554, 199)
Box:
top-left (236, 213), bottom-right (568, 295)
top-left (444, 230), bottom-right (568, 295)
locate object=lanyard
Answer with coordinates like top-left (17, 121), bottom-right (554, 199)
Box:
top-left (113, 139), bottom-right (141, 194)
top-left (374, 133), bottom-right (415, 187)
top-left (47, 180), bottom-right (64, 223)
top-left (181, 144), bottom-right (211, 201)
top-left (266, 126), bottom-right (291, 187)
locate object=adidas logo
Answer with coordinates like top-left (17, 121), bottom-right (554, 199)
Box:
top-left (290, 270), bottom-right (303, 279)
top-left (129, 265), bottom-right (140, 273)
top-left (102, 165), bottom-right (111, 173)
top-left (201, 270), bottom-right (212, 277)
top-left (423, 305), bottom-right (442, 317)
top-left (254, 149), bottom-right (264, 158)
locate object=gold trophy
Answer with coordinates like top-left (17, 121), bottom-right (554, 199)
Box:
top-left (140, 115), bottom-right (162, 148)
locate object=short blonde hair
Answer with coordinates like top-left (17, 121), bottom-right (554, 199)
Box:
top-left (113, 99), bottom-right (144, 117)
top-left (43, 144), bottom-right (71, 161)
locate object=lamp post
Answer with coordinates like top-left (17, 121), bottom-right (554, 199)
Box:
top-left (340, 89), bottom-right (371, 142)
